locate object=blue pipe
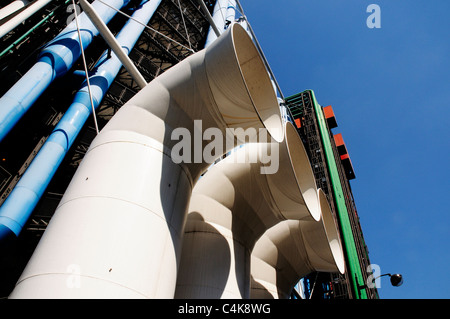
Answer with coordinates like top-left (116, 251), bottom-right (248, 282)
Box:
top-left (0, 0), bottom-right (162, 241)
top-left (0, 0), bottom-right (131, 143)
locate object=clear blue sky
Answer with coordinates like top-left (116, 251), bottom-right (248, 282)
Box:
top-left (240, 0), bottom-right (450, 299)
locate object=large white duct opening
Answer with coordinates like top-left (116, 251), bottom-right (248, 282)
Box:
top-left (250, 189), bottom-right (345, 299)
top-left (175, 122), bottom-right (319, 299)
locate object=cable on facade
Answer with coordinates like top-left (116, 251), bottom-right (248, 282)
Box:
top-left (72, 0), bottom-right (100, 134)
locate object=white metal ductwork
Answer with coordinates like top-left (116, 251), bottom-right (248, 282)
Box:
top-left (175, 122), bottom-right (320, 299)
top-left (9, 23), bottom-right (283, 299)
top-left (250, 189), bottom-right (346, 299)
top-left (0, 0), bottom-right (51, 38)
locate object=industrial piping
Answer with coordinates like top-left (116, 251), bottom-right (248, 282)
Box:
top-left (9, 23), bottom-right (283, 298)
top-left (0, 0), bottom-right (30, 21)
top-left (78, 0), bottom-right (147, 89)
top-left (0, 0), bottom-right (130, 142)
top-left (204, 0), bottom-right (229, 47)
top-left (0, 0), bottom-right (52, 38)
top-left (0, 0), bottom-right (162, 242)
top-left (194, 0), bottom-right (220, 38)
top-left (175, 122), bottom-right (320, 299)
top-left (250, 189), bottom-right (345, 299)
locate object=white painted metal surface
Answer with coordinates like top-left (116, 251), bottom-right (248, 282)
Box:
top-left (0, 0), bottom-right (52, 39)
top-left (175, 122), bottom-right (319, 299)
top-left (250, 189), bottom-right (345, 299)
top-left (0, 1), bottom-right (30, 21)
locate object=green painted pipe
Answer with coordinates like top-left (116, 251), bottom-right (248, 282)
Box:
top-left (308, 89), bottom-right (367, 299)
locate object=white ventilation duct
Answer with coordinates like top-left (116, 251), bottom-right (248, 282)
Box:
top-left (0, 0), bottom-right (51, 38)
top-left (175, 122), bottom-right (320, 298)
top-left (9, 23), bottom-right (283, 299)
top-left (0, 1), bottom-right (30, 21)
top-left (250, 189), bottom-right (346, 299)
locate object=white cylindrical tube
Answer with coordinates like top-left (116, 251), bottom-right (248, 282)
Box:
top-left (0, 0), bottom-right (52, 38)
top-left (0, 1), bottom-right (30, 21)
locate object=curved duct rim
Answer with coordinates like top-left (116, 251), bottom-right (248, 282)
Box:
top-left (302, 188), bottom-right (346, 275)
top-left (208, 23), bottom-right (284, 145)
top-left (271, 122), bottom-right (320, 221)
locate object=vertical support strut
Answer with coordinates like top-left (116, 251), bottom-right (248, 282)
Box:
top-left (79, 0), bottom-right (147, 89)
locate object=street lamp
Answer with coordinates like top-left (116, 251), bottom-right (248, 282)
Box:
top-left (385, 273), bottom-right (404, 287)
top-left (356, 273), bottom-right (403, 298)
top-left (358, 273), bottom-right (403, 290)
